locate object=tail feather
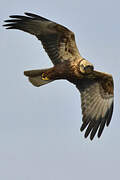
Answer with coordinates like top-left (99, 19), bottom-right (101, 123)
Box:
top-left (24, 69), bottom-right (47, 77)
top-left (24, 69), bottom-right (53, 87)
top-left (29, 76), bottom-right (52, 87)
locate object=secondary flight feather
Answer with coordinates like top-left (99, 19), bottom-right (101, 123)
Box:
top-left (3, 12), bottom-right (114, 140)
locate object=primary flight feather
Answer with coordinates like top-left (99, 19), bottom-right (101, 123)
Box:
top-left (3, 12), bottom-right (114, 140)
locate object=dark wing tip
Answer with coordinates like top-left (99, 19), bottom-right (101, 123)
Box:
top-left (90, 119), bottom-right (101, 140)
top-left (3, 19), bottom-right (21, 29)
top-left (80, 117), bottom-right (90, 132)
top-left (3, 23), bottom-right (17, 29)
top-left (8, 15), bottom-right (30, 20)
top-left (24, 12), bottom-right (40, 18)
top-left (84, 120), bottom-right (96, 139)
top-left (80, 102), bottom-right (113, 140)
top-left (106, 102), bottom-right (113, 127)
top-left (97, 118), bottom-right (106, 138)
top-left (80, 117), bottom-right (106, 140)
top-left (3, 26), bottom-right (14, 30)
top-left (3, 12), bottom-right (51, 30)
top-left (24, 12), bottom-right (50, 22)
top-left (97, 102), bottom-right (113, 139)
top-left (3, 14), bottom-right (32, 30)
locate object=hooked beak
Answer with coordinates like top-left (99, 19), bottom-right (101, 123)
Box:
top-left (80, 59), bottom-right (94, 74)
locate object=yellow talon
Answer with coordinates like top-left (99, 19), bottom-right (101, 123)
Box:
top-left (41, 73), bottom-right (49, 80)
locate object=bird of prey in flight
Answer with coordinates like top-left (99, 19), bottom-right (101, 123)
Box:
top-left (3, 12), bottom-right (114, 140)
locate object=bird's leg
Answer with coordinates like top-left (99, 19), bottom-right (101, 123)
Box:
top-left (40, 65), bottom-right (65, 81)
top-left (41, 73), bottom-right (50, 80)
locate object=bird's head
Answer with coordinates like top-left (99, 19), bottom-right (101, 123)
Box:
top-left (79, 59), bottom-right (94, 74)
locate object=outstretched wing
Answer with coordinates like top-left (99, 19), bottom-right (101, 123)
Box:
top-left (3, 12), bottom-right (81, 65)
top-left (76, 71), bottom-right (114, 140)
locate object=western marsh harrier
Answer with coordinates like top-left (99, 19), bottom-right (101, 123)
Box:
top-left (3, 13), bottom-right (114, 140)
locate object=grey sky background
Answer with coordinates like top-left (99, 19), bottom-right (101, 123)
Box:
top-left (1, 0), bottom-right (120, 179)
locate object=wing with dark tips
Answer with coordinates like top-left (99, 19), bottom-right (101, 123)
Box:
top-left (76, 71), bottom-right (114, 140)
top-left (3, 12), bottom-right (81, 65)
